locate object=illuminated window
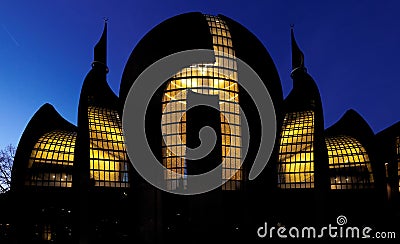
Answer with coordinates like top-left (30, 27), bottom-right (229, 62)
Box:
top-left (27, 130), bottom-right (76, 187)
top-left (161, 15), bottom-right (242, 191)
top-left (278, 111), bottom-right (315, 189)
top-left (325, 135), bottom-right (374, 190)
top-left (42, 224), bottom-right (52, 241)
top-left (88, 106), bottom-right (129, 187)
top-left (396, 136), bottom-right (400, 192)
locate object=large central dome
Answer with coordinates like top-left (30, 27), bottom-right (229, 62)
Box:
top-left (119, 12), bottom-right (283, 106)
top-left (120, 12), bottom-right (284, 192)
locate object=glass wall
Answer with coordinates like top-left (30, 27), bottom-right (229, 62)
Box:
top-left (278, 111), bottom-right (315, 189)
top-left (27, 130), bottom-right (76, 187)
top-left (88, 106), bottom-right (129, 187)
top-left (325, 135), bottom-right (374, 190)
top-left (161, 15), bottom-right (242, 191)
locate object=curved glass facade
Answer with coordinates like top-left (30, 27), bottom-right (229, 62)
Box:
top-left (278, 111), bottom-right (315, 189)
top-left (26, 130), bottom-right (76, 187)
top-left (325, 135), bottom-right (374, 190)
top-left (88, 106), bottom-right (129, 187)
top-left (161, 15), bottom-right (242, 191)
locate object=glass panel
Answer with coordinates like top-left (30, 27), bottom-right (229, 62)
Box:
top-left (26, 130), bottom-right (76, 187)
top-left (88, 106), bottom-right (129, 188)
top-left (161, 15), bottom-right (242, 191)
top-left (42, 224), bottom-right (52, 241)
top-left (278, 111), bottom-right (315, 189)
top-left (325, 135), bottom-right (374, 190)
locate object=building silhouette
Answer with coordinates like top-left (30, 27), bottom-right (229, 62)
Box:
top-left (0, 12), bottom-right (398, 243)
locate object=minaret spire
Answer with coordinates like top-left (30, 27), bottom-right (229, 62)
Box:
top-left (291, 25), bottom-right (306, 75)
top-left (92, 19), bottom-right (108, 72)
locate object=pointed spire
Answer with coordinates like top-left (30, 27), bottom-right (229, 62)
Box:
top-left (291, 25), bottom-right (306, 74)
top-left (92, 19), bottom-right (108, 71)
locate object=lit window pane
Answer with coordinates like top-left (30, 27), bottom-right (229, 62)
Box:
top-left (325, 135), bottom-right (374, 190)
top-left (88, 106), bottom-right (129, 188)
top-left (278, 111), bottom-right (315, 189)
top-left (161, 15), bottom-right (242, 191)
top-left (27, 130), bottom-right (76, 187)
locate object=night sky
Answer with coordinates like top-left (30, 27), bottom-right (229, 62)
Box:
top-left (1, 1), bottom-right (400, 149)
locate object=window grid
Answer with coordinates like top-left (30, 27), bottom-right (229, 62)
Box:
top-left (42, 224), bottom-right (52, 241)
top-left (88, 106), bottom-right (129, 188)
top-left (278, 111), bottom-right (315, 189)
top-left (161, 15), bottom-right (242, 191)
top-left (325, 135), bottom-right (374, 190)
top-left (26, 130), bottom-right (76, 187)
top-left (396, 136), bottom-right (400, 192)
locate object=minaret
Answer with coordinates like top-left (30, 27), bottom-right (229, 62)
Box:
top-left (79, 19), bottom-right (115, 102)
top-left (92, 20), bottom-right (108, 73)
top-left (286, 26), bottom-right (319, 107)
top-left (290, 26), bottom-right (307, 76)
top-left (75, 19), bottom-right (118, 244)
top-left (276, 26), bottom-right (330, 226)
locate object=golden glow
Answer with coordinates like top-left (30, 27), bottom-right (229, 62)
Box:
top-left (27, 130), bottom-right (76, 187)
top-left (42, 224), bottom-right (52, 241)
top-left (325, 135), bottom-right (374, 190)
top-left (161, 15), bottom-right (242, 191)
top-left (396, 136), bottom-right (400, 192)
top-left (278, 111), bottom-right (315, 189)
top-left (88, 106), bottom-right (129, 187)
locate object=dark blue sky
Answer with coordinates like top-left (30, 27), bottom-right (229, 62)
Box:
top-left (1, 1), bottom-right (400, 149)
